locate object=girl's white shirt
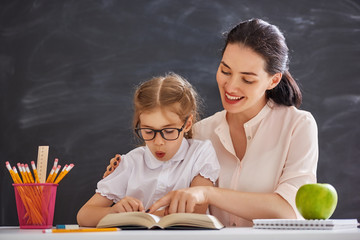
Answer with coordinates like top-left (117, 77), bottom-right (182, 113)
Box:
top-left (193, 100), bottom-right (318, 227)
top-left (96, 138), bottom-right (220, 209)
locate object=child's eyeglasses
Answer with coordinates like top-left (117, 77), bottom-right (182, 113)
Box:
top-left (135, 117), bottom-right (189, 141)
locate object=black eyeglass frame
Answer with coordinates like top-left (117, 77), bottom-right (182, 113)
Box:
top-left (134, 116), bottom-right (189, 141)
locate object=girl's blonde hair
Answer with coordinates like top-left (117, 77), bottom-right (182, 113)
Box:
top-left (133, 72), bottom-right (200, 139)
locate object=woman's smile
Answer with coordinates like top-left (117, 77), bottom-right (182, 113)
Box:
top-left (225, 92), bottom-right (245, 104)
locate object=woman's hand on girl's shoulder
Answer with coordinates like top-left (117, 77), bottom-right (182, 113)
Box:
top-left (103, 154), bottom-right (121, 178)
top-left (112, 196), bottom-right (145, 213)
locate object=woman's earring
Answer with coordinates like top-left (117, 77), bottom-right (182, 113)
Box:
top-left (184, 131), bottom-right (189, 138)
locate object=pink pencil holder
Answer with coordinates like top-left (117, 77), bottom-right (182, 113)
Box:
top-left (13, 183), bottom-right (58, 229)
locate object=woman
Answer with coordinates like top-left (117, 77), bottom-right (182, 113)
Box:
top-left (104, 19), bottom-right (318, 227)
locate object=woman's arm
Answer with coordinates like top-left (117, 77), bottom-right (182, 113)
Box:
top-left (206, 187), bottom-right (296, 220)
top-left (190, 175), bottom-right (214, 214)
top-left (150, 186), bottom-right (296, 220)
top-left (160, 175), bottom-right (214, 215)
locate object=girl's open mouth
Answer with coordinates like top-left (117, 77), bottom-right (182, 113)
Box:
top-left (155, 151), bottom-right (165, 158)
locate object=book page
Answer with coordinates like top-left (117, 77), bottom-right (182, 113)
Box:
top-left (97, 212), bottom-right (159, 228)
top-left (148, 213), bottom-right (161, 223)
top-left (158, 213), bottom-right (224, 229)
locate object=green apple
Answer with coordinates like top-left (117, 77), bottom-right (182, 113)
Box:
top-left (295, 183), bottom-right (338, 219)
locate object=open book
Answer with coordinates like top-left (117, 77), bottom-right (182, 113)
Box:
top-left (253, 219), bottom-right (359, 230)
top-left (97, 212), bottom-right (224, 230)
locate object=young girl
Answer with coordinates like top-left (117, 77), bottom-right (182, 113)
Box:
top-left (77, 72), bottom-right (220, 227)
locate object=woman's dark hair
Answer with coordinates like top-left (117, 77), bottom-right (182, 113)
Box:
top-left (223, 19), bottom-right (302, 108)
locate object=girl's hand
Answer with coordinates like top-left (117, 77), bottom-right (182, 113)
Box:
top-left (103, 154), bottom-right (121, 178)
top-left (148, 186), bottom-right (209, 214)
top-left (112, 196), bottom-right (145, 213)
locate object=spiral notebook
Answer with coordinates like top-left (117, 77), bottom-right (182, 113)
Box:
top-left (253, 219), bottom-right (359, 230)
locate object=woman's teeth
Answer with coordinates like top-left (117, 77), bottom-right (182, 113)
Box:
top-left (226, 93), bottom-right (243, 100)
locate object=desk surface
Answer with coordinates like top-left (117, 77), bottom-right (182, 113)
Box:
top-left (1, 226), bottom-right (360, 240)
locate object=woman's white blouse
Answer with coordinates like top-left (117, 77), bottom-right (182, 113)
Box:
top-left (96, 138), bottom-right (220, 209)
top-left (193, 101), bottom-right (318, 227)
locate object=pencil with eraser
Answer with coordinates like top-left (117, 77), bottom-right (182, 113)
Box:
top-left (12, 167), bottom-right (23, 184)
top-left (31, 161), bottom-right (40, 183)
top-left (25, 164), bottom-right (35, 183)
top-left (50, 165), bottom-right (61, 183)
top-left (54, 164), bottom-right (74, 184)
top-left (5, 162), bottom-right (18, 183)
top-left (46, 166), bottom-right (56, 183)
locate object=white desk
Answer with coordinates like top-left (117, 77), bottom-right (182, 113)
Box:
top-left (1, 226), bottom-right (360, 240)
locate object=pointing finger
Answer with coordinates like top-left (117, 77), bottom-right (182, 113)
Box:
top-left (148, 193), bottom-right (171, 213)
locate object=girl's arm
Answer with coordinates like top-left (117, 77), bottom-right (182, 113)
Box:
top-left (77, 193), bottom-right (114, 227)
top-left (77, 193), bottom-right (145, 227)
top-left (149, 186), bottom-right (296, 220)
